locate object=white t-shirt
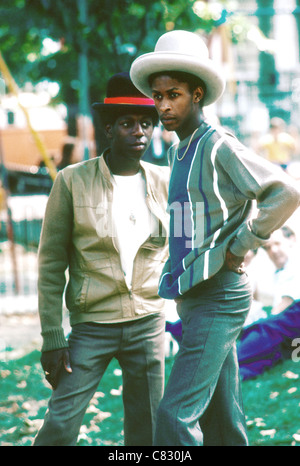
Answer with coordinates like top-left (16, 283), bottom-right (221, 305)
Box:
top-left (112, 172), bottom-right (157, 288)
top-left (273, 257), bottom-right (300, 307)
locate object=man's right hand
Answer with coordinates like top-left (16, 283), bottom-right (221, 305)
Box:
top-left (225, 249), bottom-right (246, 274)
top-left (41, 348), bottom-right (72, 390)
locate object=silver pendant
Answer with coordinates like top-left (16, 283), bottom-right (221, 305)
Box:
top-left (129, 213), bottom-right (136, 224)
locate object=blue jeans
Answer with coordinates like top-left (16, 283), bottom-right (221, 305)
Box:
top-left (34, 313), bottom-right (165, 446)
top-left (154, 268), bottom-right (252, 446)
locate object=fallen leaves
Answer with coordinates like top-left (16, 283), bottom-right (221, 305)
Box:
top-left (21, 418), bottom-right (44, 435)
top-left (292, 433), bottom-right (300, 443)
top-left (246, 417), bottom-right (266, 428)
top-left (0, 351), bottom-right (125, 446)
top-left (260, 429), bottom-right (276, 438)
top-left (246, 418), bottom-right (277, 440)
top-left (1, 346), bottom-right (299, 446)
top-left (0, 369), bottom-right (11, 379)
top-left (0, 402), bottom-right (19, 414)
top-left (110, 386), bottom-right (122, 396)
top-left (243, 360), bottom-right (300, 446)
top-left (283, 370), bottom-right (299, 380)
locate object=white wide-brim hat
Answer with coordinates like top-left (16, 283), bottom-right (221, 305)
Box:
top-left (130, 30), bottom-right (226, 106)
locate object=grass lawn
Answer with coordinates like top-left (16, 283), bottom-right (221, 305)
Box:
top-left (1, 349), bottom-right (300, 446)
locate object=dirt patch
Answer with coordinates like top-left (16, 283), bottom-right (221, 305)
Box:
top-left (0, 312), bottom-right (42, 356)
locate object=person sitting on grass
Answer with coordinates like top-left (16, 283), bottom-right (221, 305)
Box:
top-left (238, 225), bottom-right (300, 380)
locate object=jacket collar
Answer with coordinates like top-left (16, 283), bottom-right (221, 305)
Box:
top-left (98, 151), bottom-right (169, 247)
top-left (98, 150), bottom-right (113, 187)
top-left (99, 149), bottom-right (147, 185)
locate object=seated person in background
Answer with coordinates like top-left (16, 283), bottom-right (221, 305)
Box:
top-left (258, 117), bottom-right (296, 169)
top-left (238, 225), bottom-right (300, 380)
top-left (242, 248), bottom-right (268, 326)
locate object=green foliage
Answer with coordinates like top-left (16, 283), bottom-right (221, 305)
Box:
top-left (0, 0), bottom-right (248, 107)
top-left (0, 0), bottom-right (170, 104)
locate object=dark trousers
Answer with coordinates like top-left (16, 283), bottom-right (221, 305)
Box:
top-left (155, 269), bottom-right (252, 446)
top-left (34, 313), bottom-right (165, 446)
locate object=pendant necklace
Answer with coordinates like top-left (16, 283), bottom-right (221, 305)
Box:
top-left (129, 212), bottom-right (136, 225)
top-left (176, 128), bottom-right (198, 161)
top-left (107, 152), bottom-right (139, 226)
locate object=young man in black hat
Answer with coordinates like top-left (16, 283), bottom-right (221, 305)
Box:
top-left (33, 72), bottom-right (169, 446)
top-left (130, 30), bottom-right (300, 446)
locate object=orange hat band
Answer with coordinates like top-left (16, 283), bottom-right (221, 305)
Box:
top-left (104, 96), bottom-right (155, 106)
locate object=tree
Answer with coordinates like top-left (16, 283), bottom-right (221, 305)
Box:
top-left (255, 0), bottom-right (278, 114)
top-left (0, 1), bottom-right (197, 121)
top-left (0, 0), bottom-right (252, 138)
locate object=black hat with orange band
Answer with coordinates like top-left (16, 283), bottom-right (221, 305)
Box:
top-left (92, 72), bottom-right (159, 125)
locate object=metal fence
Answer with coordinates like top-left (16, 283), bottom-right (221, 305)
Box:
top-left (0, 195), bottom-right (47, 314)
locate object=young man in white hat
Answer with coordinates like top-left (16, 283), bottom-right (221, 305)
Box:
top-left (33, 72), bottom-right (170, 446)
top-left (130, 30), bottom-right (300, 446)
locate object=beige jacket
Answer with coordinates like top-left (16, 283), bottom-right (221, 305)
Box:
top-left (38, 154), bottom-right (169, 351)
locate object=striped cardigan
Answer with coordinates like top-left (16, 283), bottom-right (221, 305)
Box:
top-left (158, 120), bottom-right (300, 299)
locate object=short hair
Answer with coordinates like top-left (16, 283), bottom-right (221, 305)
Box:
top-left (148, 70), bottom-right (206, 98)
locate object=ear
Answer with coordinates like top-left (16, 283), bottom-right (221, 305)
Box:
top-left (193, 86), bottom-right (204, 103)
